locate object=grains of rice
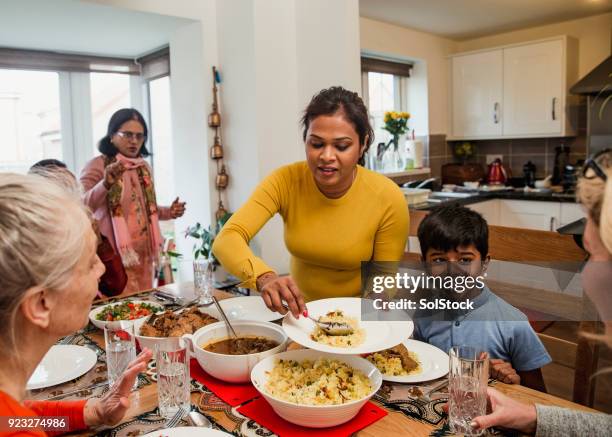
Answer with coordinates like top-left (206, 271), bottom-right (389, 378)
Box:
top-left (265, 358), bottom-right (372, 405)
top-left (367, 350), bottom-right (422, 376)
top-left (310, 310), bottom-right (365, 348)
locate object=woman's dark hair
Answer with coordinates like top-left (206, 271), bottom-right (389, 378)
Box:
top-left (417, 204), bottom-right (489, 259)
top-left (98, 108), bottom-right (150, 157)
top-left (301, 86), bottom-right (374, 166)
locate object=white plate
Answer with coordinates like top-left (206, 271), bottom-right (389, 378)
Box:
top-left (27, 345), bottom-right (97, 390)
top-left (282, 297), bottom-right (413, 355)
top-left (89, 300), bottom-right (163, 330)
top-left (142, 427), bottom-right (231, 437)
top-left (199, 296), bottom-right (281, 322)
top-left (371, 339), bottom-right (449, 383)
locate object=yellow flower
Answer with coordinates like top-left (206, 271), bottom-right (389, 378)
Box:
top-left (400, 112), bottom-right (410, 119)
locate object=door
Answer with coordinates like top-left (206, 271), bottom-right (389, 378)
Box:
top-left (451, 50), bottom-right (503, 138)
top-left (503, 40), bottom-right (563, 136)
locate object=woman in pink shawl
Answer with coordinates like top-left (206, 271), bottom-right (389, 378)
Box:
top-left (80, 108), bottom-right (186, 293)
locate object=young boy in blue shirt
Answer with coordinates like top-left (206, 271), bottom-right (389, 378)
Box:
top-left (413, 204), bottom-right (551, 391)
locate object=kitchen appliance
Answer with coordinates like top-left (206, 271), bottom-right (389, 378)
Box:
top-left (552, 145), bottom-right (570, 185)
top-left (486, 158), bottom-right (508, 185)
top-left (570, 55), bottom-right (612, 157)
top-left (441, 163), bottom-right (485, 185)
top-left (523, 161), bottom-right (536, 188)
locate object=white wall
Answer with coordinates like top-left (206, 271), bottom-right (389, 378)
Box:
top-left (168, 21), bottom-right (211, 277)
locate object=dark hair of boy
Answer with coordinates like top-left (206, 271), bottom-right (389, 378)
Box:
top-left (29, 159), bottom-right (67, 170)
top-left (417, 204), bottom-right (489, 258)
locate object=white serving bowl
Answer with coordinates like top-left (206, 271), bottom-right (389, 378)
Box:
top-left (251, 349), bottom-right (383, 428)
top-left (184, 321), bottom-right (288, 383)
top-left (88, 300), bottom-right (163, 331)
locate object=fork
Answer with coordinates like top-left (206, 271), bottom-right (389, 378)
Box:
top-left (418, 378), bottom-right (449, 402)
top-left (149, 406), bottom-right (187, 433)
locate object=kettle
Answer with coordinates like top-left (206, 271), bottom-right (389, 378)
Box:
top-left (487, 158), bottom-right (508, 185)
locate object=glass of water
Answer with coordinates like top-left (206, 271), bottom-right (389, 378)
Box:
top-left (104, 322), bottom-right (137, 388)
top-left (193, 258), bottom-right (214, 304)
top-left (448, 345), bottom-right (489, 436)
top-left (156, 341), bottom-right (191, 419)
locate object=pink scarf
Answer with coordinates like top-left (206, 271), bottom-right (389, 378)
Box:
top-left (105, 154), bottom-right (163, 267)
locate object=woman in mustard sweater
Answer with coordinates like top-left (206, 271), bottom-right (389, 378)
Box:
top-left (212, 87), bottom-right (409, 318)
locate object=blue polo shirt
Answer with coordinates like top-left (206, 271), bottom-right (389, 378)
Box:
top-left (413, 286), bottom-right (551, 372)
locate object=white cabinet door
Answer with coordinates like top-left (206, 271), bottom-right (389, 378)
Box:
top-left (467, 200), bottom-right (500, 226)
top-left (503, 40), bottom-right (563, 136)
top-left (559, 202), bottom-right (585, 226)
top-left (498, 200), bottom-right (560, 231)
top-left (452, 50), bottom-right (503, 138)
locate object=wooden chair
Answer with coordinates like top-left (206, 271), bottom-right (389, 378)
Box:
top-left (406, 210), bottom-right (601, 407)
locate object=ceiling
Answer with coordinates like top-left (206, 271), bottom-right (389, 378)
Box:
top-left (359, 0), bottom-right (612, 40)
top-left (0, 0), bottom-right (194, 58)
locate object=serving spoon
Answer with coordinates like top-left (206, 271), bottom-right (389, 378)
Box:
top-left (281, 303), bottom-right (354, 336)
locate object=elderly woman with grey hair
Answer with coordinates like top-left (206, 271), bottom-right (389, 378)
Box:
top-left (0, 173), bottom-right (151, 432)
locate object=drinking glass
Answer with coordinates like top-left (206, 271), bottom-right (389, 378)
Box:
top-left (448, 345), bottom-right (489, 436)
top-left (156, 342), bottom-right (191, 419)
top-left (104, 322), bottom-right (137, 388)
top-left (193, 258), bottom-right (214, 304)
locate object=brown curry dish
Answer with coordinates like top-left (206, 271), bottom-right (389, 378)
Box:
top-left (203, 336), bottom-right (279, 355)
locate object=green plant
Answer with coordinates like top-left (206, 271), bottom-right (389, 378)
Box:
top-left (184, 212), bottom-right (232, 264)
top-left (453, 141), bottom-right (475, 162)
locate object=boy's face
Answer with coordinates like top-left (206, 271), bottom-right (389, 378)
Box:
top-left (424, 244), bottom-right (489, 278)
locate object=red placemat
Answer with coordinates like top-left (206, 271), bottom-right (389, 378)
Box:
top-left (190, 359), bottom-right (259, 407)
top-left (237, 397), bottom-right (387, 437)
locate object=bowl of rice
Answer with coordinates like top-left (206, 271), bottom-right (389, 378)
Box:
top-left (251, 349), bottom-right (382, 428)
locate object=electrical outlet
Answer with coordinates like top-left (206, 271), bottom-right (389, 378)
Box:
top-left (486, 154), bottom-right (503, 164)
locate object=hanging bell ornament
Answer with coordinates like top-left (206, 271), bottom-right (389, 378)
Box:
top-left (208, 109), bottom-right (221, 127)
top-left (210, 134), bottom-right (223, 159)
top-left (215, 201), bottom-right (228, 221)
top-left (216, 165), bottom-right (229, 189)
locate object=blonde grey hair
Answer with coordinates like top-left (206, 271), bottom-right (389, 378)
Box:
top-left (28, 166), bottom-right (81, 197)
top-left (0, 173), bottom-right (92, 352)
top-left (578, 166), bottom-right (612, 254)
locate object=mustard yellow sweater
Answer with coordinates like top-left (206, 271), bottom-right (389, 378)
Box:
top-left (212, 162), bottom-right (409, 302)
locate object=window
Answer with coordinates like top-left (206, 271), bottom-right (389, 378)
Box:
top-left (148, 75), bottom-right (174, 207)
top-left (361, 56), bottom-right (413, 172)
top-left (0, 70), bottom-right (62, 173)
top-left (90, 72), bottom-right (131, 152)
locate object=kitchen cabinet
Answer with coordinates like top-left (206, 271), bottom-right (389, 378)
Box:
top-left (466, 199), bottom-right (583, 231)
top-left (448, 36), bottom-right (578, 140)
top-left (451, 50), bottom-right (503, 138)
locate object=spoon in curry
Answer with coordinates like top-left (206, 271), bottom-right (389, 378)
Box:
top-left (281, 303), bottom-right (354, 336)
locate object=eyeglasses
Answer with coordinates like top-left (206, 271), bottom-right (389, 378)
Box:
top-left (582, 149), bottom-right (611, 182)
top-left (116, 131), bottom-right (146, 141)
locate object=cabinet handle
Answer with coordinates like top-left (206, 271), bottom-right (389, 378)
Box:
top-left (550, 217), bottom-right (555, 231)
top-left (552, 97), bottom-right (557, 121)
top-left (493, 102), bottom-right (499, 124)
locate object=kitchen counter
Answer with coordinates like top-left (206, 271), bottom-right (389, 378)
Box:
top-left (409, 189), bottom-right (577, 211)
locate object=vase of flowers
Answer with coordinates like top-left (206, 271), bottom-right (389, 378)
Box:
top-left (380, 111), bottom-right (410, 172)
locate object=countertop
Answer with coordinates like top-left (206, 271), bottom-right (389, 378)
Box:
top-left (409, 189), bottom-right (577, 211)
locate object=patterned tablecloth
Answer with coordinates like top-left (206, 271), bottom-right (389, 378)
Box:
top-left (32, 292), bottom-right (508, 437)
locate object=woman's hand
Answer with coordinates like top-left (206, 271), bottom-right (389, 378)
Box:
top-left (489, 359), bottom-right (521, 384)
top-left (169, 197), bottom-right (186, 219)
top-left (257, 272), bottom-right (306, 318)
top-left (84, 349), bottom-right (152, 427)
top-left (470, 388), bottom-right (537, 434)
top-left (103, 162), bottom-right (125, 189)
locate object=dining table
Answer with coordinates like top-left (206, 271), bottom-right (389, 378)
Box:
top-left (41, 282), bottom-right (599, 437)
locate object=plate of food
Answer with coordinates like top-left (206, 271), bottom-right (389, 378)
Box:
top-left (88, 300), bottom-right (163, 330)
top-left (282, 297), bottom-right (413, 354)
top-left (142, 427), bottom-right (231, 437)
top-left (251, 349), bottom-right (382, 427)
top-left (136, 306), bottom-right (219, 351)
top-left (199, 296), bottom-right (281, 322)
top-left (366, 339), bottom-right (449, 383)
